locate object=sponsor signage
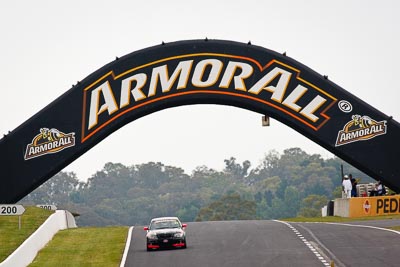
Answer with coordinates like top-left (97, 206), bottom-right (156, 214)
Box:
top-left (0, 205), bottom-right (25, 216)
top-left (81, 54), bottom-right (337, 142)
top-left (335, 115), bottom-right (387, 146)
top-left (24, 128), bottom-right (76, 160)
top-left (363, 199), bottom-right (371, 214)
top-left (347, 196), bottom-right (400, 217)
top-left (1, 40), bottom-right (399, 204)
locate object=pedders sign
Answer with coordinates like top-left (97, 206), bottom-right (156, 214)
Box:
top-left (81, 54), bottom-right (337, 142)
top-left (349, 196), bottom-right (400, 217)
top-left (363, 199), bottom-right (371, 214)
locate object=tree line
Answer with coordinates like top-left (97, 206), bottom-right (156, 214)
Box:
top-left (19, 148), bottom-right (375, 226)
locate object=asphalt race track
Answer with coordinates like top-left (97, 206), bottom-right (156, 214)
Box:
top-left (123, 220), bottom-right (400, 267)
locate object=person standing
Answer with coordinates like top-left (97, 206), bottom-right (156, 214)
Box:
top-left (342, 175), bottom-right (352, 198)
top-left (376, 181), bottom-right (385, 196)
top-left (350, 174), bottom-right (358, 197)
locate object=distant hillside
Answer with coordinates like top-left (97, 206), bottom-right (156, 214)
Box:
top-left (19, 148), bottom-right (376, 226)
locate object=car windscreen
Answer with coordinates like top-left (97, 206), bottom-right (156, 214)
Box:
top-left (150, 220), bottom-right (180, 230)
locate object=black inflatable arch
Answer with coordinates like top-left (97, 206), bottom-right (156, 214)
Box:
top-left (1, 40), bottom-right (399, 203)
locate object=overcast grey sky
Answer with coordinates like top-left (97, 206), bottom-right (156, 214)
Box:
top-left (1, 0), bottom-right (399, 181)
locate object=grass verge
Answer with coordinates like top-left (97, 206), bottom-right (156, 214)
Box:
top-left (387, 226), bottom-right (400, 231)
top-left (0, 207), bottom-right (53, 262)
top-left (28, 226), bottom-right (129, 267)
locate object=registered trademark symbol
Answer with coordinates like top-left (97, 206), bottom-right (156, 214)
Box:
top-left (338, 100), bottom-right (352, 113)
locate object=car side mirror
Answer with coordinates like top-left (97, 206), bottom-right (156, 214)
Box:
top-left (182, 224), bottom-right (187, 228)
top-left (143, 226), bottom-right (149, 231)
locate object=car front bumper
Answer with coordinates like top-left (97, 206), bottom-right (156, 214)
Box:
top-left (147, 237), bottom-right (186, 249)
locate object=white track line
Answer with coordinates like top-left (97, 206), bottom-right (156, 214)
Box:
top-left (274, 220), bottom-right (331, 266)
top-left (296, 223), bottom-right (345, 267)
top-left (277, 221), bottom-right (400, 267)
top-left (323, 222), bottom-right (400, 235)
top-left (120, 226), bottom-right (134, 267)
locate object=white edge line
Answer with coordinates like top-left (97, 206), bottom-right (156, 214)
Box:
top-left (273, 220), bottom-right (328, 266)
top-left (278, 220), bottom-right (400, 267)
top-left (323, 222), bottom-right (400, 235)
top-left (120, 226), bottom-right (134, 267)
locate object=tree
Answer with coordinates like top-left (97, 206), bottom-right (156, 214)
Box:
top-left (283, 186), bottom-right (301, 217)
top-left (298, 194), bottom-right (328, 217)
top-left (195, 193), bottom-right (256, 221)
top-left (224, 157), bottom-right (251, 182)
top-left (17, 148), bottom-right (379, 226)
top-left (82, 162), bottom-right (134, 206)
top-left (332, 186), bottom-right (343, 199)
top-left (248, 150), bottom-right (280, 184)
top-left (262, 186), bottom-right (300, 219)
top-left (20, 171), bottom-right (82, 206)
top-left (135, 162), bottom-right (171, 188)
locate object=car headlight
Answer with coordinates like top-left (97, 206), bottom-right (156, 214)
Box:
top-left (174, 232), bottom-right (184, 238)
top-left (147, 233), bottom-right (158, 240)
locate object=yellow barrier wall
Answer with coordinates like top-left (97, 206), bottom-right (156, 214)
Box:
top-left (348, 195), bottom-right (400, 217)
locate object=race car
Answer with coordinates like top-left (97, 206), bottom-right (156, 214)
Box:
top-left (144, 217), bottom-right (187, 251)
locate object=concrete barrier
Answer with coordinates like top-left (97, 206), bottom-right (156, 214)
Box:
top-left (334, 198), bottom-right (350, 217)
top-left (321, 205), bottom-right (327, 217)
top-left (0, 210), bottom-right (77, 267)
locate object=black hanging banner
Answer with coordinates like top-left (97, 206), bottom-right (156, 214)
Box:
top-left (1, 40), bottom-right (399, 203)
